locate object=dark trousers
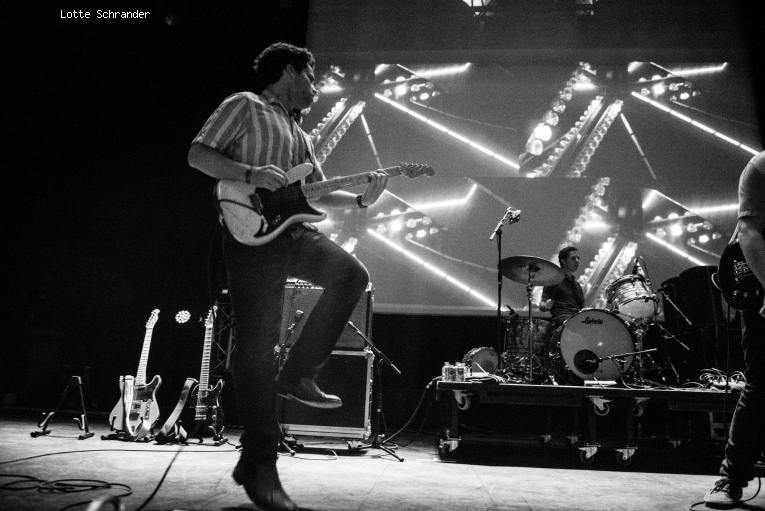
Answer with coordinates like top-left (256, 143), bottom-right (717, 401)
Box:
top-left (222, 225), bottom-right (370, 463)
top-left (720, 308), bottom-right (765, 484)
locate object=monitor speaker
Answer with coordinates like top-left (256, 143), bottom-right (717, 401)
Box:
top-left (280, 281), bottom-right (373, 350)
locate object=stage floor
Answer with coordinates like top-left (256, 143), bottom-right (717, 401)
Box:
top-left (1, 410), bottom-right (763, 511)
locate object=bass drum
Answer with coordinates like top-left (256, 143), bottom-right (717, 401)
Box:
top-left (462, 347), bottom-right (499, 375)
top-left (549, 308), bottom-right (635, 384)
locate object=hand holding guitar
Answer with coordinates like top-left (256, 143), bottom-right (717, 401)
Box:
top-left (248, 164), bottom-right (289, 190)
top-left (358, 170), bottom-right (389, 207)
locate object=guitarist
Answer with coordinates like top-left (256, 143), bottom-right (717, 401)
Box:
top-left (187, 43), bottom-right (387, 511)
top-left (704, 150), bottom-right (765, 509)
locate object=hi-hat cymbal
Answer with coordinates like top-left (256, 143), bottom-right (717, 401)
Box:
top-left (499, 255), bottom-right (564, 286)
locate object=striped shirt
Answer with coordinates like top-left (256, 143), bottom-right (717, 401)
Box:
top-left (192, 89), bottom-right (322, 183)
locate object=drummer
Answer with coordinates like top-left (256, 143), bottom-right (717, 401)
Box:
top-left (538, 246), bottom-right (585, 327)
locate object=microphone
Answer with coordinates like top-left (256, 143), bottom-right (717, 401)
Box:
top-left (632, 257), bottom-right (640, 275)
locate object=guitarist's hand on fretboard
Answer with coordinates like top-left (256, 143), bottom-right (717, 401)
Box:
top-left (358, 170), bottom-right (389, 207)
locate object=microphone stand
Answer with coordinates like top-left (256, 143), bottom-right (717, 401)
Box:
top-left (347, 322), bottom-right (404, 462)
top-left (490, 208), bottom-right (521, 368)
top-left (277, 310), bottom-right (304, 455)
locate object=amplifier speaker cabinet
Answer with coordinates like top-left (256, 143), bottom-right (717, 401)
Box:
top-left (280, 281), bottom-right (373, 350)
top-left (279, 349), bottom-right (373, 440)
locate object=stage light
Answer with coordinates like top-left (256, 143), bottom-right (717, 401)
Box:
top-left (525, 139), bottom-right (543, 155)
top-left (409, 183), bottom-right (477, 210)
top-left (367, 228), bottom-right (497, 307)
top-left (652, 83), bottom-right (666, 96)
top-left (698, 234), bottom-right (710, 244)
top-left (670, 224), bottom-right (684, 237)
top-left (375, 93), bottom-right (520, 172)
top-left (543, 111), bottom-right (559, 126)
top-left (666, 63), bottom-right (728, 77)
top-left (394, 84), bottom-right (407, 98)
top-left (175, 310), bottom-right (191, 324)
top-left (409, 63), bottom-right (471, 78)
top-left (533, 123), bottom-right (552, 141)
top-left (679, 92), bottom-right (690, 100)
top-left (631, 92), bottom-right (760, 156)
top-left (416, 229), bottom-right (426, 238)
top-left (341, 237), bottom-right (358, 254)
top-left (646, 232), bottom-right (705, 266)
top-left (691, 203), bottom-right (738, 215)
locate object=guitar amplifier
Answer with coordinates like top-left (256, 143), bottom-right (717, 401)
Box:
top-left (280, 281), bottom-right (373, 350)
top-left (280, 349), bottom-right (374, 440)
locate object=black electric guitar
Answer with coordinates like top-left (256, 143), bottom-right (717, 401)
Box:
top-left (168, 307), bottom-right (226, 444)
top-left (109, 309), bottom-right (162, 440)
top-left (216, 162), bottom-right (435, 246)
top-left (712, 241), bottom-right (764, 311)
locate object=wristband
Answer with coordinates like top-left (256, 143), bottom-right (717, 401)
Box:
top-left (356, 194), bottom-right (367, 209)
top-left (245, 167), bottom-right (253, 184)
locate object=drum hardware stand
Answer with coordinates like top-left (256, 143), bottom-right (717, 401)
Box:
top-left (656, 287), bottom-right (693, 329)
top-left (347, 321), bottom-right (404, 462)
top-left (32, 376), bottom-right (94, 439)
top-left (490, 207), bottom-right (521, 370)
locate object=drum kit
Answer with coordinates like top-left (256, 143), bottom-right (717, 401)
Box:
top-left (463, 255), bottom-right (682, 387)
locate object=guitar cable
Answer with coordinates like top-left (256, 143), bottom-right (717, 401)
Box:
top-left (0, 445), bottom-right (240, 510)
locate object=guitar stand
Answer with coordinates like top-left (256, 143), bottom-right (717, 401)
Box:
top-left (32, 376), bottom-right (94, 440)
top-left (103, 386), bottom-right (154, 442)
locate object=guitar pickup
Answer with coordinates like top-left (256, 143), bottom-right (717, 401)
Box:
top-left (248, 193), bottom-right (264, 214)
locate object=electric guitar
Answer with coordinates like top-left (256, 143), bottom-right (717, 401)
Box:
top-left (712, 241), bottom-right (764, 311)
top-left (160, 307), bottom-right (226, 444)
top-left (216, 162), bottom-right (435, 246)
top-left (109, 309), bottom-right (162, 439)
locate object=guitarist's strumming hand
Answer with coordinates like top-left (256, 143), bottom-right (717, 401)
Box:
top-left (248, 164), bottom-right (289, 191)
top-left (358, 170), bottom-right (389, 207)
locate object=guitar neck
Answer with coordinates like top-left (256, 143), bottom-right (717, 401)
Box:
top-left (135, 327), bottom-right (153, 386)
top-left (302, 165), bottom-right (403, 200)
top-left (198, 327), bottom-right (212, 393)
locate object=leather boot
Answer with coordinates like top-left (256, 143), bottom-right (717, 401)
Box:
top-left (232, 461), bottom-right (298, 511)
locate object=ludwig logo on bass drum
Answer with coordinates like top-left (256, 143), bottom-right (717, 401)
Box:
top-left (581, 316), bottom-right (604, 325)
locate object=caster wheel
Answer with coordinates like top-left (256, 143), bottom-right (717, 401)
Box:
top-left (594, 402), bottom-right (610, 416)
top-left (579, 450), bottom-right (595, 464)
top-left (617, 452), bottom-right (633, 466)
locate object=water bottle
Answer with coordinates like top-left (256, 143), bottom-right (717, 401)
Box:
top-left (442, 362), bottom-right (451, 381)
top-left (455, 363), bottom-right (466, 382)
top-left (446, 363), bottom-right (457, 382)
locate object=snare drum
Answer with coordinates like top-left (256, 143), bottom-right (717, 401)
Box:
top-left (462, 347), bottom-right (499, 375)
top-left (549, 308), bottom-right (635, 383)
top-left (605, 274), bottom-right (658, 321)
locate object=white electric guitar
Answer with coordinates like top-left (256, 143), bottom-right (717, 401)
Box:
top-left (215, 162), bottom-right (434, 246)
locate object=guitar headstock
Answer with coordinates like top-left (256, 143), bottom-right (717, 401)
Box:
top-left (204, 306), bottom-right (217, 328)
top-left (398, 162), bottom-right (435, 179)
top-left (146, 309), bottom-right (160, 328)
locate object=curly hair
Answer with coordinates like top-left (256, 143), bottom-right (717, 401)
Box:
top-left (557, 246), bottom-right (579, 266)
top-left (252, 42), bottom-right (315, 94)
